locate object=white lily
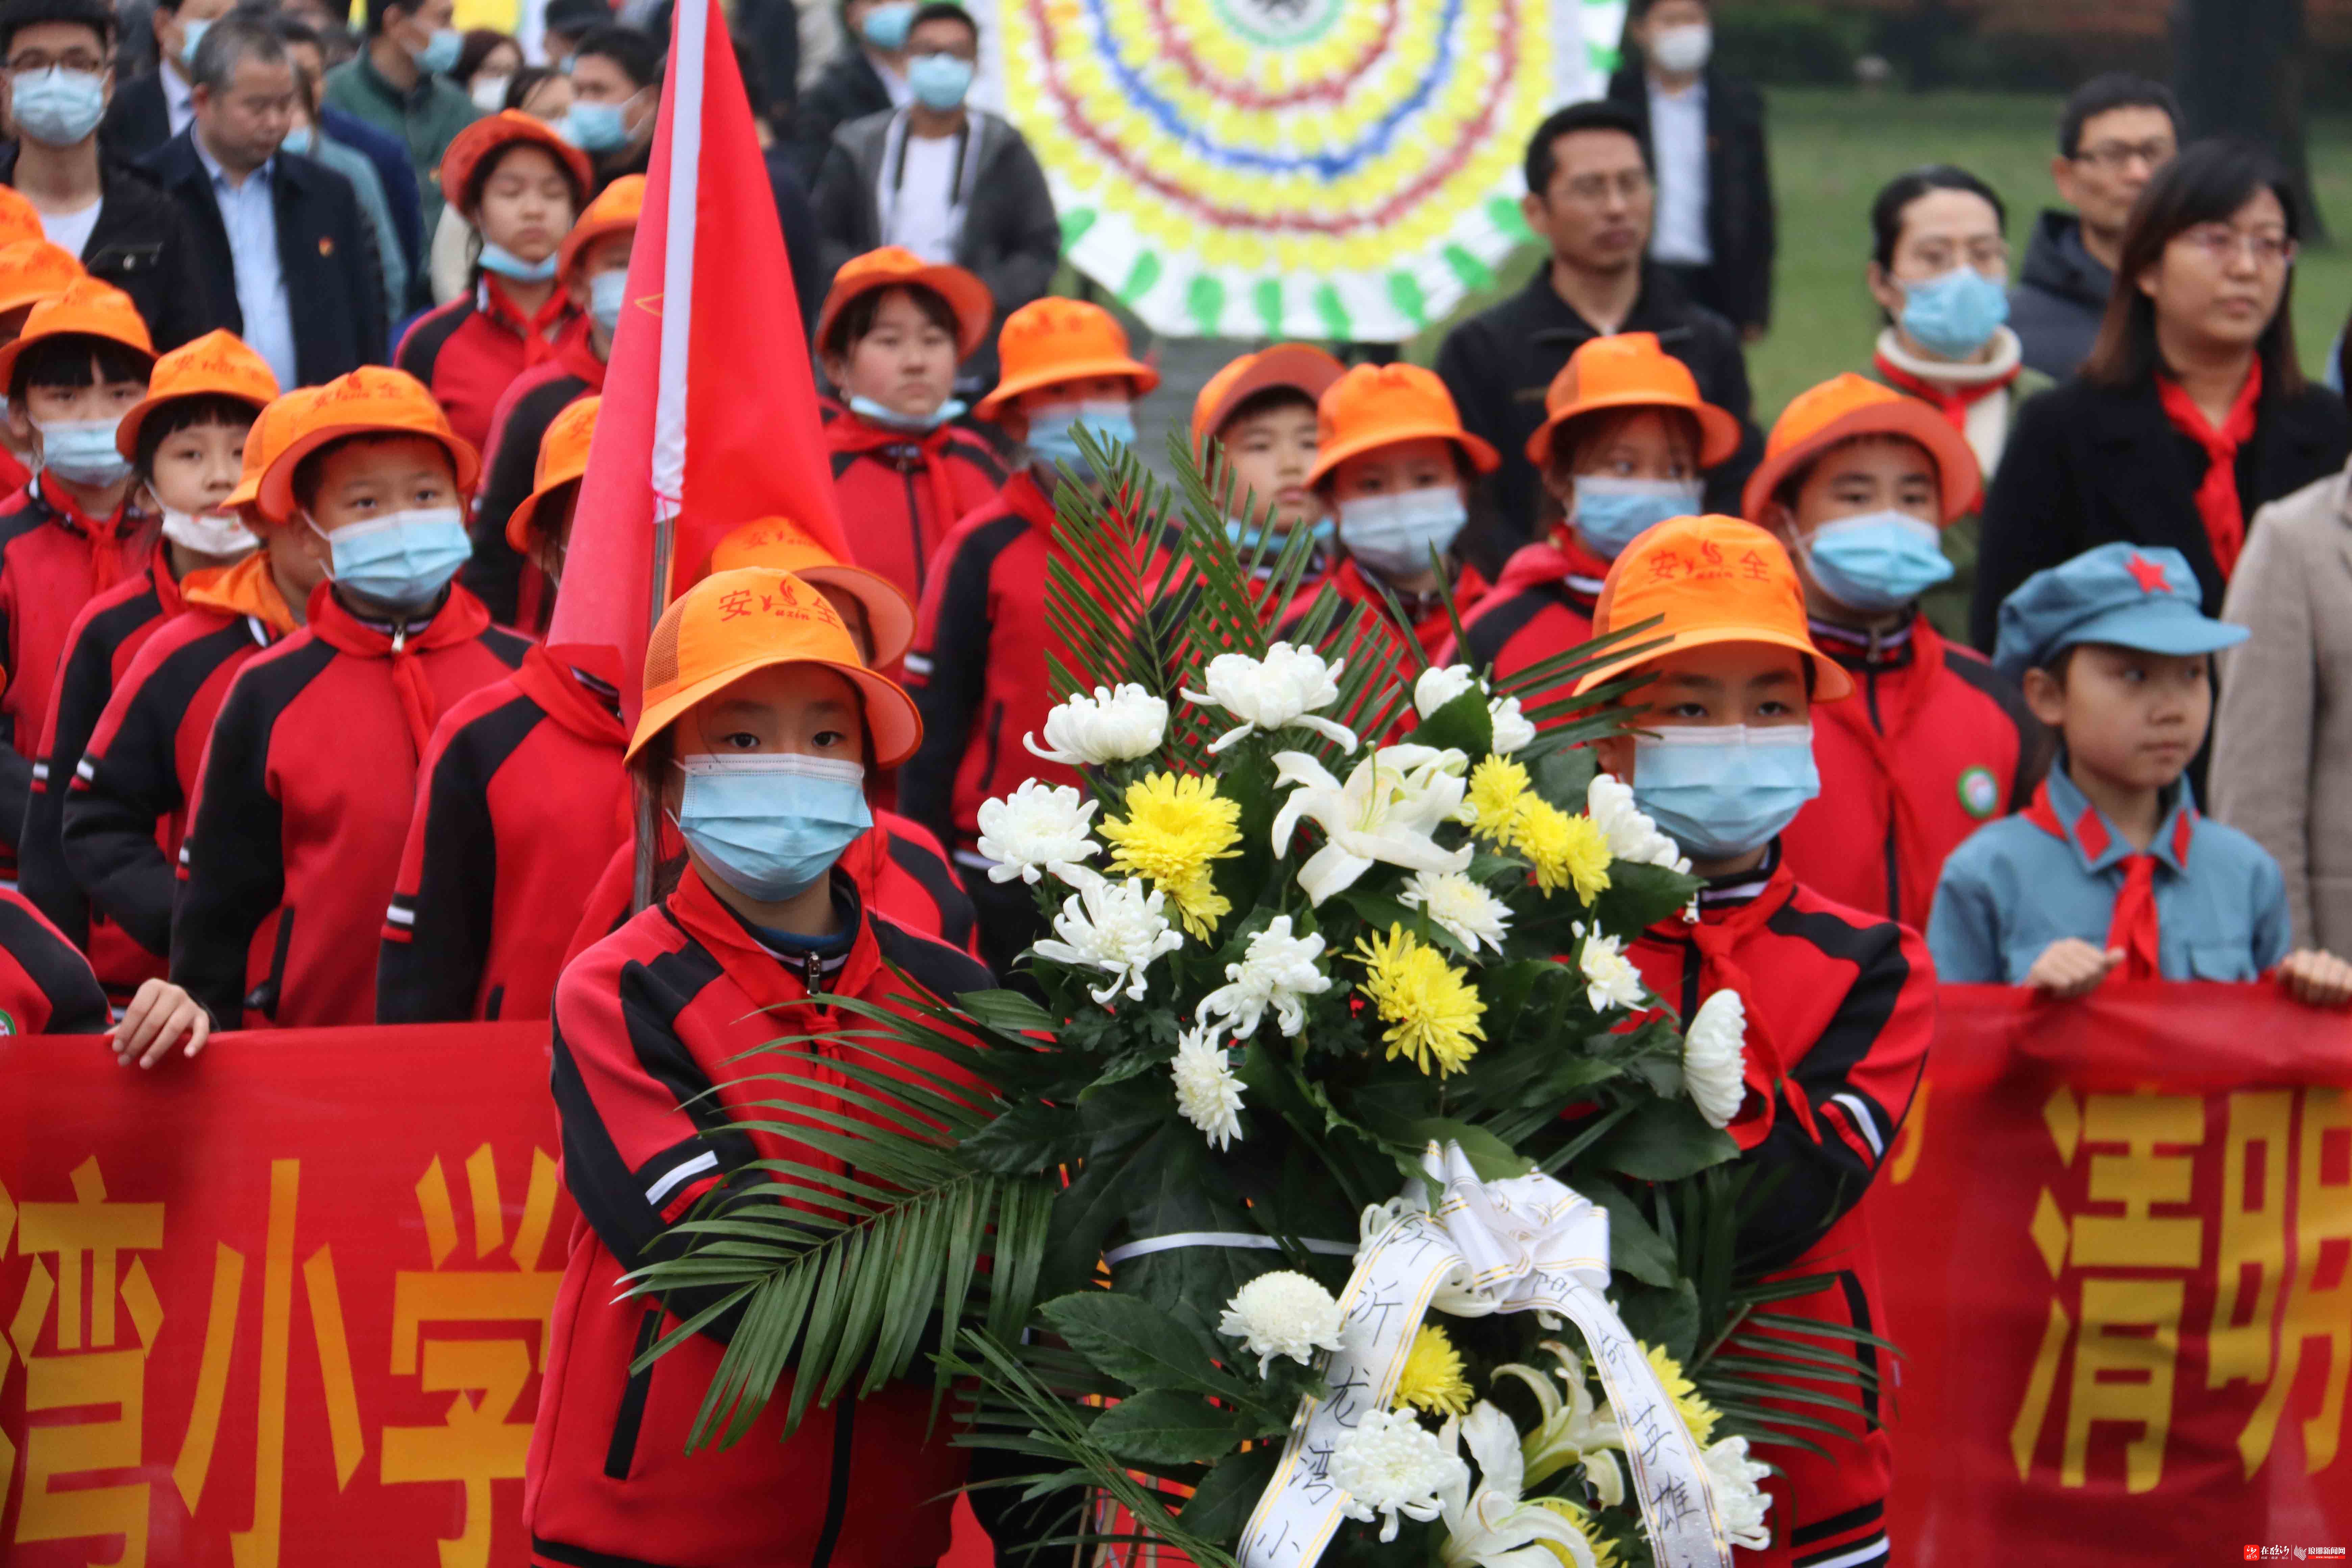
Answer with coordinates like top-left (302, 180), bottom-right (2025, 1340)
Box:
top-left (1684, 989), bottom-right (1749, 1130)
top-left (1196, 915), bottom-right (1332, 1039)
top-left (1181, 643), bottom-right (1358, 754)
top-left (1031, 872), bottom-right (1184, 1004)
top-left (1435, 1401), bottom-right (1609, 1568)
top-left (1271, 744), bottom-right (1474, 905)
top-left (1023, 683), bottom-right (1168, 766)
top-left (1414, 663), bottom-right (1480, 717)
top-left (1492, 1341), bottom-right (1626, 1507)
top-left (973, 780), bottom-right (1100, 885)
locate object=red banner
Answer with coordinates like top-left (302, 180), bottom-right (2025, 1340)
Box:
top-left (1878, 984), bottom-right (2352, 1564)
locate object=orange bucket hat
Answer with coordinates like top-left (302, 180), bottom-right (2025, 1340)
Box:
top-left (0, 276), bottom-right (155, 391)
top-left (1306, 362), bottom-right (1499, 486)
top-left (114, 329), bottom-right (281, 460)
top-left (1740, 373), bottom-right (1982, 525)
top-left (224, 387), bottom-right (327, 514)
top-left (439, 109), bottom-right (594, 214)
top-left (816, 246), bottom-right (995, 361)
top-left (559, 173), bottom-right (644, 277)
top-left (1571, 513), bottom-right (1853, 701)
top-left (505, 393), bottom-right (598, 552)
top-left (627, 566), bottom-right (924, 768)
top-left (1190, 342), bottom-right (1346, 455)
top-left (0, 239), bottom-right (77, 318)
top-left (708, 515), bottom-right (917, 668)
top-left (257, 366), bottom-right (482, 522)
top-left (975, 297), bottom-right (1159, 418)
top-left (0, 185), bottom-right (41, 247)
top-left (1524, 332), bottom-right (1741, 471)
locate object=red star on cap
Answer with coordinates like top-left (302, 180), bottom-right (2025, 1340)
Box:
top-left (2124, 553), bottom-right (2171, 593)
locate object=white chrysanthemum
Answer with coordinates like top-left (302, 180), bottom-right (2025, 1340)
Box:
top-left (1486, 695), bottom-right (1536, 756)
top-left (1577, 930), bottom-right (1645, 1013)
top-left (1218, 1270), bottom-right (1346, 1376)
top-left (1414, 663), bottom-right (1480, 718)
top-left (1684, 989), bottom-right (1748, 1129)
top-left (1196, 915), bottom-right (1332, 1039)
top-left (1023, 683), bottom-right (1168, 767)
top-left (1171, 1022), bottom-right (1245, 1149)
top-left (973, 780), bottom-right (1100, 885)
top-left (1330, 1408), bottom-right (1465, 1542)
top-left (1031, 873), bottom-right (1184, 1004)
top-left (1399, 869), bottom-right (1512, 955)
top-left (1586, 771), bottom-right (1690, 873)
top-left (1181, 643), bottom-right (1358, 754)
top-left (1702, 1435), bottom-right (1774, 1552)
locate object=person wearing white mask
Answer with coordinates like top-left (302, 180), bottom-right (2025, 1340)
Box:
top-left (96, 0), bottom-right (234, 160)
top-left (454, 26), bottom-right (519, 116)
top-left (322, 0), bottom-right (484, 241)
top-left (1605, 0), bottom-right (1775, 340)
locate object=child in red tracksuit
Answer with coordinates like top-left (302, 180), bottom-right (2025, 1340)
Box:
top-left (1193, 342), bottom-right (1344, 582)
top-left (62, 388), bottom-right (317, 973)
top-left (1576, 515), bottom-right (1933, 1567)
top-left (0, 278), bottom-right (157, 885)
top-left (529, 565), bottom-right (992, 1568)
top-left (816, 247), bottom-right (1009, 610)
top-left (905, 296), bottom-right (1158, 974)
top-left (0, 884), bottom-right (209, 1065)
top-left (0, 239), bottom-right (84, 497)
top-left (171, 368), bottom-right (528, 1030)
top-left (18, 331), bottom-right (278, 994)
top-left (1749, 374), bottom-right (2047, 931)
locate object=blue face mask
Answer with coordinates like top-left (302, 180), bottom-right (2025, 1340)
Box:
top-left (1569, 475), bottom-right (1702, 561)
top-left (590, 268), bottom-right (628, 337)
top-left (847, 393), bottom-right (966, 432)
top-left (313, 506), bottom-right (471, 608)
top-left (413, 25), bottom-right (464, 75)
top-left (11, 67), bottom-right (107, 146)
top-left (561, 100), bottom-right (630, 152)
top-left (281, 123), bottom-right (316, 156)
top-left (907, 52), bottom-right (973, 111)
top-left (1226, 515), bottom-right (1334, 554)
top-left (179, 16), bottom-right (213, 66)
top-left (477, 240), bottom-right (559, 282)
top-left (1633, 723), bottom-right (1820, 862)
top-left (35, 417), bottom-right (131, 486)
top-left (1337, 486), bottom-right (1467, 580)
top-left (860, 0), bottom-right (917, 50)
top-left (1798, 510), bottom-right (1954, 614)
top-left (1027, 399), bottom-right (1135, 476)
top-left (674, 753), bottom-right (873, 903)
top-left (1898, 266), bottom-right (2009, 360)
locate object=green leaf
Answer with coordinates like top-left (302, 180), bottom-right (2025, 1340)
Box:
top-left (1178, 1448), bottom-right (1281, 1540)
top-left (1039, 1292), bottom-right (1246, 1398)
top-left (1587, 1183), bottom-right (1677, 1289)
top-left (960, 1099), bottom-right (1086, 1175)
top-left (1403, 683), bottom-right (1493, 755)
top-left (1531, 744), bottom-right (1597, 812)
top-left (1589, 1097), bottom-right (1740, 1181)
top-left (1590, 859), bottom-right (1701, 935)
top-left (1615, 1277), bottom-right (1701, 1366)
top-left (956, 988), bottom-right (1061, 1035)
top-left (1087, 1389), bottom-right (1250, 1465)
top-left (1405, 1118), bottom-right (1532, 1181)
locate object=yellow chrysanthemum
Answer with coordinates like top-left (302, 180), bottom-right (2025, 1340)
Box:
top-left (1466, 755), bottom-right (1533, 843)
top-left (1513, 799), bottom-right (1613, 901)
top-left (1529, 1498), bottom-right (1622, 1568)
top-left (1099, 772), bottom-right (1242, 938)
top-left (1393, 1324), bottom-right (1474, 1416)
top-left (1352, 925), bottom-right (1485, 1076)
top-left (1645, 1342), bottom-right (1720, 1448)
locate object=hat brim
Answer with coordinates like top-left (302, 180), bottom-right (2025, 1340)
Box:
top-left (114, 384), bottom-right (273, 460)
top-left (1740, 397), bottom-right (1982, 526)
top-left (1994, 602), bottom-right (2251, 686)
top-left (1524, 389), bottom-right (1743, 472)
top-left (794, 562), bottom-right (917, 668)
top-left (1190, 344), bottom-right (1347, 452)
top-left (1305, 419), bottom-right (1502, 486)
top-left (559, 216), bottom-right (639, 279)
top-left (0, 281), bottom-right (69, 318)
top-left (975, 354), bottom-right (1162, 418)
top-left (818, 263), bottom-right (996, 361)
top-left (1571, 624), bottom-right (1856, 704)
top-left (442, 119), bottom-right (595, 212)
top-left (626, 655), bottom-right (924, 769)
top-left (0, 327), bottom-right (155, 410)
top-left (258, 420), bottom-right (483, 522)
top-left (505, 473), bottom-right (582, 553)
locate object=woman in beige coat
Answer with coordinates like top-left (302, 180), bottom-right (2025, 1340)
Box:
top-left (2212, 462), bottom-right (2352, 952)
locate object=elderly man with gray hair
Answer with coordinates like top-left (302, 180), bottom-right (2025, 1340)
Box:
top-left (140, 8), bottom-right (384, 386)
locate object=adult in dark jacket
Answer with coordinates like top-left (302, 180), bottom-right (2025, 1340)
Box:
top-left (278, 15), bottom-right (425, 310)
top-left (785, 0), bottom-right (905, 186)
top-left (2010, 73), bottom-right (2180, 381)
top-left (1435, 100), bottom-right (1757, 569)
top-left (1605, 0), bottom-right (1774, 336)
top-left (1975, 139), bottom-right (2349, 651)
top-left (564, 24), bottom-right (658, 195)
top-left (96, 0), bottom-right (231, 158)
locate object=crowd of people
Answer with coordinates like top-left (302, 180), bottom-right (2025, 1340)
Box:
top-left (0, 0), bottom-right (2345, 1559)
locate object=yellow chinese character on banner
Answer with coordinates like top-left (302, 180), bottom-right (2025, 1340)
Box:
top-left (2235, 1088), bottom-right (2351, 1477)
top-left (380, 1145), bottom-right (564, 1568)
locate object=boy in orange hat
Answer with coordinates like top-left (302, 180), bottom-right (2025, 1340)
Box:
top-left (815, 247), bottom-right (1008, 609)
top-left (1449, 332), bottom-right (1738, 704)
top-left (1577, 514), bottom-right (1930, 1568)
top-left (468, 173), bottom-right (643, 626)
top-left (1192, 342), bottom-right (1345, 575)
top-left (18, 330), bottom-right (277, 993)
top-left (903, 295), bottom-right (1157, 972)
top-left (0, 277), bottom-right (157, 885)
top-left (170, 367), bottom-right (531, 1030)
top-left (1746, 372), bottom-right (2046, 932)
top-left (0, 240), bottom-right (84, 494)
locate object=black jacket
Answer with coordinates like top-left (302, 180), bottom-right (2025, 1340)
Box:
top-left (1433, 261), bottom-right (1761, 562)
top-left (764, 142), bottom-right (827, 337)
top-left (140, 129), bottom-right (386, 385)
top-left (99, 69), bottom-right (175, 163)
top-left (1605, 64), bottom-right (1775, 332)
top-left (0, 143), bottom-right (218, 351)
top-left (784, 48), bottom-right (891, 187)
top-left (2010, 211), bottom-right (2114, 382)
top-left (1972, 371), bottom-right (2352, 649)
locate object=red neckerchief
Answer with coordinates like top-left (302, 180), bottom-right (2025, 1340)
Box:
top-left (479, 274), bottom-right (577, 371)
top-left (302, 581), bottom-right (492, 755)
top-left (145, 538), bottom-right (186, 619)
top-left (552, 317), bottom-right (608, 392)
top-left (1874, 348), bottom-right (2020, 433)
top-left (1329, 558), bottom-right (1488, 660)
top-left (825, 402), bottom-right (968, 550)
top-left (1542, 526), bottom-right (1616, 609)
top-left (2018, 779), bottom-right (2196, 982)
top-left (2155, 360), bottom-right (2263, 579)
top-left (1822, 611), bottom-right (1942, 924)
top-left (36, 475), bottom-right (145, 590)
top-left (661, 862), bottom-right (869, 1038)
top-left (180, 550), bottom-right (299, 637)
top-left (1667, 861), bottom-right (1820, 1147)
top-left (511, 641), bottom-right (628, 748)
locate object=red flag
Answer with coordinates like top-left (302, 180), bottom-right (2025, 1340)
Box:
top-left (545, 0), bottom-right (848, 727)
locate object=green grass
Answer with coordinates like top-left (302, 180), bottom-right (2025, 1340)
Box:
top-left (1406, 87), bottom-right (2352, 424)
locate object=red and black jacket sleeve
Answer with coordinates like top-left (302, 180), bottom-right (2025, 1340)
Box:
top-left (394, 297), bottom-right (472, 390)
top-left (0, 887), bottom-right (111, 1034)
top-left (463, 373), bottom-right (589, 626)
top-left (877, 816), bottom-right (978, 959)
top-left (170, 641), bottom-right (334, 1025)
top-left (902, 514), bottom-right (1020, 851)
top-left (0, 509), bottom-right (51, 854)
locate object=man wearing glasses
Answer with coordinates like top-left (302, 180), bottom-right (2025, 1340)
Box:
top-left (2012, 73), bottom-right (2181, 380)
